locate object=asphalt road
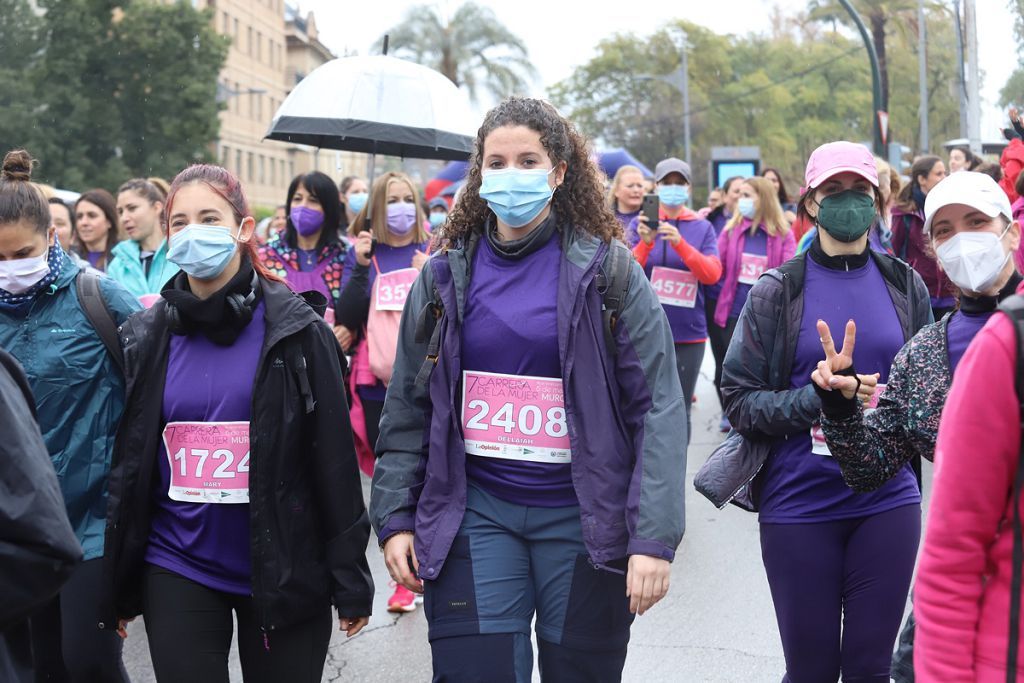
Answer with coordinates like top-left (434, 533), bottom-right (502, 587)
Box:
top-left (122, 350), bottom-right (927, 682)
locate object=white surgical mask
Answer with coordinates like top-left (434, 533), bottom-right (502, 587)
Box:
top-left (935, 227), bottom-right (1011, 294)
top-left (0, 252), bottom-right (50, 294)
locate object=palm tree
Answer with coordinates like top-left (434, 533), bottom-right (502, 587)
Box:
top-left (377, 2), bottom-right (538, 103)
top-left (808, 0), bottom-right (918, 113)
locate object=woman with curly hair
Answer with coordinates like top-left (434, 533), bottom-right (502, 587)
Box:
top-left (369, 96), bottom-right (687, 682)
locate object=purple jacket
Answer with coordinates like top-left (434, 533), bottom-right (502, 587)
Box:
top-left (369, 228), bottom-right (688, 580)
top-left (714, 220), bottom-right (796, 328)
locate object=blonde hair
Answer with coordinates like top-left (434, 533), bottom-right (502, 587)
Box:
top-left (605, 164), bottom-right (646, 211)
top-left (724, 177), bottom-right (790, 237)
top-left (348, 171), bottom-right (429, 244)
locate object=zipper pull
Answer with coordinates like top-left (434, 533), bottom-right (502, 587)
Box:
top-left (263, 632), bottom-right (270, 652)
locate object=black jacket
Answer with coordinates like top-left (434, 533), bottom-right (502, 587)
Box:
top-left (0, 349), bottom-right (81, 683)
top-left (710, 246), bottom-right (931, 508)
top-left (100, 277), bottom-right (373, 632)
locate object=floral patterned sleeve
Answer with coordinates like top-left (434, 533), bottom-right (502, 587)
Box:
top-left (820, 335), bottom-right (936, 492)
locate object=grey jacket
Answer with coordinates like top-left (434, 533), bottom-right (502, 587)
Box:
top-left (369, 227), bottom-right (687, 580)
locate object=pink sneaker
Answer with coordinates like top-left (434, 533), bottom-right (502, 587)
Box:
top-left (387, 584), bottom-right (423, 613)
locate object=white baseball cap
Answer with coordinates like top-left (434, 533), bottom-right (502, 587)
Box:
top-left (923, 171), bottom-right (1013, 235)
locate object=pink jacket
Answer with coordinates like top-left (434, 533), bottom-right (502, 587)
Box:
top-left (713, 219), bottom-right (796, 328)
top-left (915, 301), bottom-right (1024, 681)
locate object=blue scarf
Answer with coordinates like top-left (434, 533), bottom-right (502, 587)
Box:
top-left (912, 184), bottom-right (927, 213)
top-left (0, 244), bottom-right (66, 316)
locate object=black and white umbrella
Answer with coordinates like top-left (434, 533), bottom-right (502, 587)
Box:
top-left (264, 54), bottom-right (477, 162)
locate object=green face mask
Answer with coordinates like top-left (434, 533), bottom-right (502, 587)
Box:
top-left (815, 190), bottom-right (876, 243)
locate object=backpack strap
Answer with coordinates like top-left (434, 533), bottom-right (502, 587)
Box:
top-left (414, 286), bottom-right (444, 389)
top-left (75, 271), bottom-right (125, 375)
top-left (1000, 294), bottom-right (1024, 683)
top-left (596, 242), bottom-right (633, 356)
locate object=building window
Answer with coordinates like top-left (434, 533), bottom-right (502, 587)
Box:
top-left (222, 11), bottom-right (228, 34)
top-left (253, 92), bottom-right (261, 121)
top-left (220, 144), bottom-right (229, 165)
top-left (233, 18), bottom-right (238, 39)
top-left (256, 32), bottom-right (262, 62)
top-left (270, 157), bottom-right (276, 187)
top-left (247, 27), bottom-right (252, 56)
top-left (235, 149), bottom-right (242, 176)
top-left (248, 152), bottom-right (254, 182)
top-left (259, 155), bottom-right (266, 185)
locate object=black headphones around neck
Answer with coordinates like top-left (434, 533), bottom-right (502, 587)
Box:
top-left (166, 271), bottom-right (260, 336)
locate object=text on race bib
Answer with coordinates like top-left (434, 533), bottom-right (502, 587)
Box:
top-left (461, 371), bottom-right (571, 465)
top-left (739, 253), bottom-right (768, 285)
top-left (162, 421), bottom-right (250, 504)
top-left (374, 267), bottom-right (419, 312)
top-left (650, 266), bottom-right (698, 308)
top-left (811, 383), bottom-right (887, 457)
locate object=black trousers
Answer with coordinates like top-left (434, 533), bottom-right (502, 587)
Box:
top-left (29, 558), bottom-right (129, 683)
top-left (362, 397), bottom-right (385, 457)
top-left (707, 302), bottom-right (738, 411)
top-left (142, 565), bottom-right (332, 683)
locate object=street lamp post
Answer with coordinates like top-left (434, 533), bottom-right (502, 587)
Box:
top-left (637, 33), bottom-right (692, 167)
top-left (837, 0), bottom-right (885, 155)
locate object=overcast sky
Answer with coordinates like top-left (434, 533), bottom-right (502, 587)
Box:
top-left (299, 0), bottom-right (1015, 143)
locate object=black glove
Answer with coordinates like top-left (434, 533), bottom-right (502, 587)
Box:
top-left (814, 365), bottom-right (859, 418)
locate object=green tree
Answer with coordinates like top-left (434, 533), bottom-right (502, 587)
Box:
top-left (807, 0), bottom-right (919, 114)
top-left (1002, 0), bottom-right (1024, 108)
top-left (110, 1), bottom-right (228, 180)
top-left (377, 2), bottom-right (538, 103)
top-left (1, 0), bottom-right (227, 191)
top-left (0, 1), bottom-right (45, 163)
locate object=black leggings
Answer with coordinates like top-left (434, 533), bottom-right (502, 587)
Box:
top-left (708, 311), bottom-right (738, 410)
top-left (674, 342), bottom-right (705, 443)
top-left (29, 557), bottom-right (129, 683)
top-left (362, 397), bottom-right (385, 457)
top-left (142, 565), bottom-right (332, 683)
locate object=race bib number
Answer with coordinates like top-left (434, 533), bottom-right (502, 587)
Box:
top-left (374, 267), bottom-right (418, 312)
top-left (650, 267), bottom-right (698, 308)
top-left (162, 421), bottom-right (250, 504)
top-left (461, 371), bottom-right (571, 465)
top-left (811, 383), bottom-right (887, 456)
top-left (324, 306), bottom-right (335, 326)
top-left (739, 253), bottom-right (768, 285)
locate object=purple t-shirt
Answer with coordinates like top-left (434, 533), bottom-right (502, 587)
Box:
top-left (461, 232), bottom-right (576, 507)
top-left (629, 217), bottom-right (719, 343)
top-left (615, 209), bottom-right (640, 231)
top-left (87, 251), bottom-right (104, 270)
top-left (758, 257), bottom-right (921, 523)
top-left (947, 309), bottom-right (993, 374)
top-left (729, 229), bottom-right (768, 319)
top-left (145, 301), bottom-right (266, 594)
top-left (341, 240), bottom-right (428, 402)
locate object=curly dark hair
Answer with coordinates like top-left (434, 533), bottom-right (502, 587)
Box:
top-left (440, 97), bottom-right (622, 248)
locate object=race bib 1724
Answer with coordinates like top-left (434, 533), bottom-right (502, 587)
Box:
top-left (162, 421), bottom-right (251, 504)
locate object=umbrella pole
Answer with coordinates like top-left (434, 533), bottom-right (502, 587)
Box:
top-left (365, 143), bottom-right (377, 233)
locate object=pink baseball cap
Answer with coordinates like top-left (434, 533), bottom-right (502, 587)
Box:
top-left (804, 141), bottom-right (879, 189)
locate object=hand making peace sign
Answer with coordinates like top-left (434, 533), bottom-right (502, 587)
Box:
top-left (810, 319), bottom-right (879, 403)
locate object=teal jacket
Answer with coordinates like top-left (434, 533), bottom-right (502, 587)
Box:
top-left (0, 256), bottom-right (140, 560)
top-left (107, 238), bottom-right (179, 299)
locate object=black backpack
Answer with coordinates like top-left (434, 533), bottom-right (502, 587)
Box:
top-left (75, 271), bottom-right (125, 375)
top-left (1001, 294), bottom-right (1024, 682)
top-left (414, 242), bottom-right (633, 388)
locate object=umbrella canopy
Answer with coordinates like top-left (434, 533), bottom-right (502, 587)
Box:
top-left (265, 55), bottom-right (478, 161)
top-left (597, 148), bottom-right (653, 179)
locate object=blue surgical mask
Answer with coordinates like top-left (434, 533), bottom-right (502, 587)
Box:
top-left (428, 212), bottom-right (446, 228)
top-left (479, 168), bottom-right (555, 228)
top-left (167, 224), bottom-right (239, 280)
top-left (737, 197), bottom-right (757, 219)
top-left (657, 184), bottom-right (689, 207)
top-left (347, 192), bottom-right (368, 214)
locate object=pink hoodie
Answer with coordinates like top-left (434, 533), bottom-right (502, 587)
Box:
top-left (915, 294), bottom-right (1024, 681)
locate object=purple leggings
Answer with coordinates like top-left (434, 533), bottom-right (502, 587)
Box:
top-left (760, 504), bottom-right (920, 683)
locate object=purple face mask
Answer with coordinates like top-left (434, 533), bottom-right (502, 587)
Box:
top-left (386, 202), bottom-right (417, 236)
top-left (290, 206), bottom-right (324, 237)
